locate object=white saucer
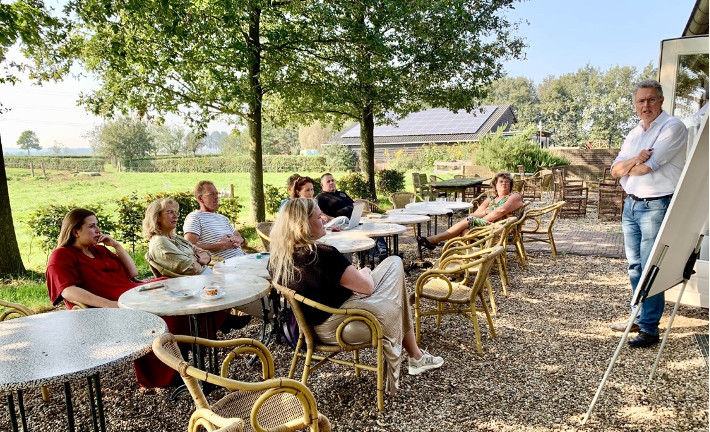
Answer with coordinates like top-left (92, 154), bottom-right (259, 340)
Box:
top-left (166, 289), bottom-right (198, 299)
top-left (200, 290), bottom-right (226, 300)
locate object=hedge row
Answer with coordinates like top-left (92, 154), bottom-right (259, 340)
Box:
top-left (4, 156), bottom-right (105, 172)
top-left (123, 155), bottom-right (330, 173)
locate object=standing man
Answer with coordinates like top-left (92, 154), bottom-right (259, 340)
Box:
top-left (183, 180), bottom-right (247, 260)
top-left (316, 173), bottom-right (354, 221)
top-left (610, 80), bottom-right (688, 348)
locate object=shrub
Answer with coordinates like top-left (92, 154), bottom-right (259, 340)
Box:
top-left (124, 155), bottom-right (328, 173)
top-left (4, 156), bottom-right (105, 172)
top-left (338, 172), bottom-right (370, 199)
top-left (476, 127), bottom-right (569, 173)
top-left (321, 143), bottom-right (356, 171)
top-left (264, 184), bottom-right (287, 216)
top-left (27, 204), bottom-right (116, 253)
top-left (116, 192), bottom-right (145, 253)
top-left (376, 169), bottom-right (405, 195)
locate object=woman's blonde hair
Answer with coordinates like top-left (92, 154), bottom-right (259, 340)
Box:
top-left (56, 208), bottom-right (96, 248)
top-left (268, 198), bottom-right (319, 286)
top-left (142, 198), bottom-right (179, 239)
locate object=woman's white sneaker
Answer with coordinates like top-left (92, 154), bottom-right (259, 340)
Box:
top-left (408, 350), bottom-right (444, 375)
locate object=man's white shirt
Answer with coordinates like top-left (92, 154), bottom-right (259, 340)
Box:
top-left (183, 211), bottom-right (245, 259)
top-left (612, 111), bottom-right (688, 198)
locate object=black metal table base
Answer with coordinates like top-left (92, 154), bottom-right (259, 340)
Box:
top-left (6, 375), bottom-right (105, 432)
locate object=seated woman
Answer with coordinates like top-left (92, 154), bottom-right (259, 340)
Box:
top-left (417, 172), bottom-right (524, 251)
top-left (291, 176), bottom-right (315, 199)
top-left (269, 198), bottom-right (444, 394)
top-left (143, 198), bottom-right (254, 325)
top-left (278, 173), bottom-right (302, 211)
top-left (143, 198), bottom-right (212, 276)
top-left (46, 208), bottom-right (187, 388)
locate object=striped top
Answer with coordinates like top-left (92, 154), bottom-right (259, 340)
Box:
top-left (182, 211), bottom-right (245, 260)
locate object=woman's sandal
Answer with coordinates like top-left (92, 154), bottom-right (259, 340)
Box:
top-left (416, 235), bottom-right (437, 251)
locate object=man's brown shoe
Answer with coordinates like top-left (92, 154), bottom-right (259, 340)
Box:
top-left (609, 322), bottom-right (639, 332)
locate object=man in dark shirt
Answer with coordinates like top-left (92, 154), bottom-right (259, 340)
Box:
top-left (316, 173), bottom-right (355, 221)
top-left (316, 172), bottom-right (388, 259)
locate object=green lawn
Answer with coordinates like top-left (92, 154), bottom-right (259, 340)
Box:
top-left (3, 167), bottom-right (427, 311)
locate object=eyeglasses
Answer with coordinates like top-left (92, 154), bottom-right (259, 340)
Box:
top-left (201, 193), bottom-right (219, 198)
top-left (635, 97), bottom-right (659, 105)
top-left (161, 210), bottom-right (178, 216)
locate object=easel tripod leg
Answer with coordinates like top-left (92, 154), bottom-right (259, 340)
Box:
top-left (648, 280), bottom-right (688, 383)
top-left (582, 306), bottom-right (642, 424)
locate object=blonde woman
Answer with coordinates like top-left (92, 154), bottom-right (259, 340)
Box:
top-left (143, 198), bottom-right (211, 276)
top-left (269, 198), bottom-right (443, 395)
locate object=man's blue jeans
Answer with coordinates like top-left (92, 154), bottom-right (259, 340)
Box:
top-left (621, 195), bottom-right (671, 336)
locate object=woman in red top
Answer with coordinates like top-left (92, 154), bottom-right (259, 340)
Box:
top-left (46, 208), bottom-right (186, 388)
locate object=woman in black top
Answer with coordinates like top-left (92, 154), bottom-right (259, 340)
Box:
top-left (269, 198), bottom-right (444, 394)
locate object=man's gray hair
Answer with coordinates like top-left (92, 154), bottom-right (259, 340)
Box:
top-left (633, 80), bottom-right (663, 101)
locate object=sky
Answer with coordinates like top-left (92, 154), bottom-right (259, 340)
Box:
top-left (0, 0), bottom-right (696, 149)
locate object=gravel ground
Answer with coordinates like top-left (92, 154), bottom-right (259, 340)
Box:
top-left (3, 202), bottom-right (708, 431)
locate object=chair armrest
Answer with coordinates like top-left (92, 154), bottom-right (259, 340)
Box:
top-left (250, 379), bottom-right (325, 432)
top-left (189, 408), bottom-right (244, 432)
top-left (171, 335), bottom-right (276, 380)
top-left (293, 293), bottom-right (383, 347)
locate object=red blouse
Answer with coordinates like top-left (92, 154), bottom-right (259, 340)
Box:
top-left (46, 244), bottom-right (142, 309)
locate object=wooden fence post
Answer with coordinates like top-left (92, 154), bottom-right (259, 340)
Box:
top-left (29, 162), bottom-right (34, 177)
top-left (41, 161), bottom-right (46, 177)
top-left (229, 184), bottom-right (235, 198)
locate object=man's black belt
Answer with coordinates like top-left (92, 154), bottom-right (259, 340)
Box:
top-left (628, 194), bottom-right (673, 202)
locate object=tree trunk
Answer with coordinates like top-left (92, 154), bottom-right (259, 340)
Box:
top-left (0, 134), bottom-right (27, 276)
top-left (359, 105), bottom-right (377, 199)
top-left (247, 3), bottom-right (265, 222)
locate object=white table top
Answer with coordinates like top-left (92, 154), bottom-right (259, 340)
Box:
top-left (213, 254), bottom-right (270, 280)
top-left (0, 309), bottom-right (167, 391)
top-left (388, 206), bottom-right (452, 216)
top-left (346, 222), bottom-right (407, 237)
top-left (362, 213), bottom-right (429, 225)
top-left (406, 201), bottom-right (473, 211)
top-left (317, 234), bottom-right (375, 253)
top-left (118, 274), bottom-right (270, 316)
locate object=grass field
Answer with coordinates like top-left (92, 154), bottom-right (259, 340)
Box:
top-left (2, 167), bottom-right (420, 309)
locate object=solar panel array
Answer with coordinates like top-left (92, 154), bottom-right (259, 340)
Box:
top-left (341, 107), bottom-right (498, 138)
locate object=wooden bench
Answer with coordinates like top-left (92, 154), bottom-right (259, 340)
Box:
top-left (433, 160), bottom-right (472, 176)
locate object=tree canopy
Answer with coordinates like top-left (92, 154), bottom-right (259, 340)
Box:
top-left (17, 129), bottom-right (41, 155)
top-left (274, 0), bottom-right (526, 198)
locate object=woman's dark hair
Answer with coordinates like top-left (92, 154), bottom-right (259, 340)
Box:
top-left (291, 176), bottom-right (315, 198)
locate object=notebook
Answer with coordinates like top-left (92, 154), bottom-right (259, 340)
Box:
top-left (342, 202), bottom-right (365, 230)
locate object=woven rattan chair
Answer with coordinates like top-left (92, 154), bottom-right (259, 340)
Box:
top-left (517, 201), bottom-right (566, 260)
top-left (0, 300), bottom-right (51, 402)
top-left (255, 222), bottom-right (273, 251)
top-left (436, 224), bottom-right (504, 315)
top-left (153, 333), bottom-right (330, 432)
top-left (354, 199), bottom-right (382, 215)
top-left (145, 253), bottom-right (184, 278)
top-left (273, 283), bottom-right (386, 412)
top-left (388, 192), bottom-right (415, 209)
top-left (413, 246), bottom-right (504, 356)
top-left (553, 169), bottom-right (588, 217)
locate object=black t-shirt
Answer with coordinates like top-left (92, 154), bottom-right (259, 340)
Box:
top-left (316, 190), bottom-right (354, 218)
top-left (287, 244), bottom-right (352, 326)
